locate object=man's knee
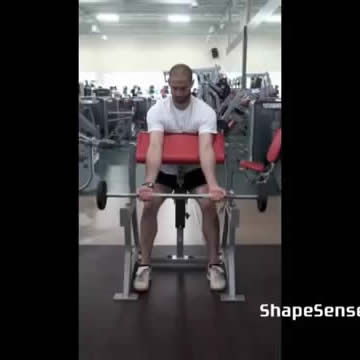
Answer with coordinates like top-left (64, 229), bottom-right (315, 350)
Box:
top-left (142, 199), bottom-right (163, 215)
top-left (198, 199), bottom-right (217, 213)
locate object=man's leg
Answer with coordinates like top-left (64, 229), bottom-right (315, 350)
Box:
top-left (139, 183), bottom-right (172, 264)
top-left (192, 184), bottom-right (221, 265)
top-left (192, 183), bottom-right (226, 291)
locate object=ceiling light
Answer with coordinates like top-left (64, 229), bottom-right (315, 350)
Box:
top-left (102, 35), bottom-right (108, 40)
top-left (219, 23), bottom-right (225, 30)
top-left (191, 1), bottom-right (198, 7)
top-left (265, 15), bottom-right (281, 23)
top-left (168, 15), bottom-right (191, 23)
top-left (91, 24), bottom-right (100, 33)
top-left (96, 13), bottom-right (119, 22)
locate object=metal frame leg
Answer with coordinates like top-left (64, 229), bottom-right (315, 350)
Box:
top-left (113, 203), bottom-right (139, 301)
top-left (103, 100), bottom-right (109, 139)
top-left (221, 206), bottom-right (246, 302)
top-left (221, 210), bottom-right (229, 251)
top-left (79, 143), bottom-right (94, 192)
top-left (168, 183), bottom-right (191, 261)
top-left (132, 204), bottom-right (140, 248)
top-left (128, 143), bottom-right (136, 194)
top-left (166, 226), bottom-right (193, 262)
top-left (176, 227), bottom-right (184, 258)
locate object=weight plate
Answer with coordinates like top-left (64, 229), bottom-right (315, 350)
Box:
top-left (257, 195), bottom-right (267, 213)
top-left (96, 181), bottom-right (107, 210)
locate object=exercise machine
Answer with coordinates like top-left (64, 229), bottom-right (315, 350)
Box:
top-left (79, 96), bottom-right (135, 145)
top-left (95, 132), bottom-right (280, 302)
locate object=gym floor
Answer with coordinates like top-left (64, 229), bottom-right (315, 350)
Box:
top-left (79, 146), bottom-right (281, 360)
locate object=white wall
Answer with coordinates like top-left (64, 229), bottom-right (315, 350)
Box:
top-left (79, 32), bottom-right (281, 90)
top-left (79, 35), bottom-right (222, 73)
top-left (215, 31), bottom-right (281, 73)
top-left (214, 31), bottom-right (281, 94)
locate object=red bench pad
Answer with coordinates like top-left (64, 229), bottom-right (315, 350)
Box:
top-left (136, 132), bottom-right (225, 164)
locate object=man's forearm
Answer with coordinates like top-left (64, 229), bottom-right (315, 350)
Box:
top-left (145, 145), bottom-right (162, 183)
top-left (199, 145), bottom-right (218, 187)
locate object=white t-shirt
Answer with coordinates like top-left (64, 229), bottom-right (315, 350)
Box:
top-left (146, 95), bottom-right (217, 175)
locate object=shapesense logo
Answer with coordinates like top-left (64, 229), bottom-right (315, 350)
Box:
top-left (260, 304), bottom-right (360, 321)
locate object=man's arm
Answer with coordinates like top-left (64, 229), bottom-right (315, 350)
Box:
top-left (144, 131), bottom-right (164, 183)
top-left (198, 133), bottom-right (218, 187)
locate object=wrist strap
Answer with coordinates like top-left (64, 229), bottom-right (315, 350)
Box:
top-left (142, 182), bottom-right (154, 188)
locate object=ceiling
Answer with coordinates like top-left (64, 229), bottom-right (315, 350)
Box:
top-left (79, 0), bottom-right (281, 38)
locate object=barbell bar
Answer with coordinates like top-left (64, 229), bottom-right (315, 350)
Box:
top-left (96, 181), bottom-right (267, 212)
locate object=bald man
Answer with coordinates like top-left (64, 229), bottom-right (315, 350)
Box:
top-left (135, 64), bottom-right (227, 292)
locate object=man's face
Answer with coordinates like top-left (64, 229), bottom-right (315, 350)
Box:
top-left (169, 72), bottom-right (193, 105)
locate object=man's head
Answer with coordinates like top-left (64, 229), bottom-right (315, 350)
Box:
top-left (168, 64), bottom-right (194, 106)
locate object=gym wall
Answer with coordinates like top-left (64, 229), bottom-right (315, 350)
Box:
top-left (216, 32), bottom-right (281, 73)
top-left (79, 33), bottom-right (280, 74)
top-left (79, 35), bottom-right (222, 73)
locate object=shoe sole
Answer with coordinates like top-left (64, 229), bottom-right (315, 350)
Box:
top-left (133, 278), bottom-right (151, 293)
top-left (134, 287), bottom-right (150, 293)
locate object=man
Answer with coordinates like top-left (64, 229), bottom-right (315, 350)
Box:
top-left (134, 64), bottom-right (227, 292)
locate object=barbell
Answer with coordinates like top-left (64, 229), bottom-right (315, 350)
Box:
top-left (96, 181), bottom-right (267, 212)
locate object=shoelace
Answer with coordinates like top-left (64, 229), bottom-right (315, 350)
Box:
top-left (212, 266), bottom-right (225, 275)
top-left (209, 264), bottom-right (225, 275)
top-left (137, 266), bottom-right (150, 279)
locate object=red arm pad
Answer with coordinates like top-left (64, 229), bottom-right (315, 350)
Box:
top-left (136, 132), bottom-right (225, 164)
top-left (267, 128), bottom-right (281, 163)
top-left (239, 160), bottom-right (265, 172)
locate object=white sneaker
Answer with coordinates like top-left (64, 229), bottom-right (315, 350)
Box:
top-left (133, 265), bottom-right (151, 292)
top-left (207, 264), bottom-right (226, 291)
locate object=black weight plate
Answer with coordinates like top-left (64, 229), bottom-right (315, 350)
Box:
top-left (96, 181), bottom-right (107, 210)
top-left (257, 195), bottom-right (267, 212)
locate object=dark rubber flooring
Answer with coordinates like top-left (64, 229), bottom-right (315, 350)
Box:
top-left (79, 245), bottom-right (281, 360)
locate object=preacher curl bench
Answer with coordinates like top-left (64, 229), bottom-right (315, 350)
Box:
top-left (96, 131), bottom-right (280, 302)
